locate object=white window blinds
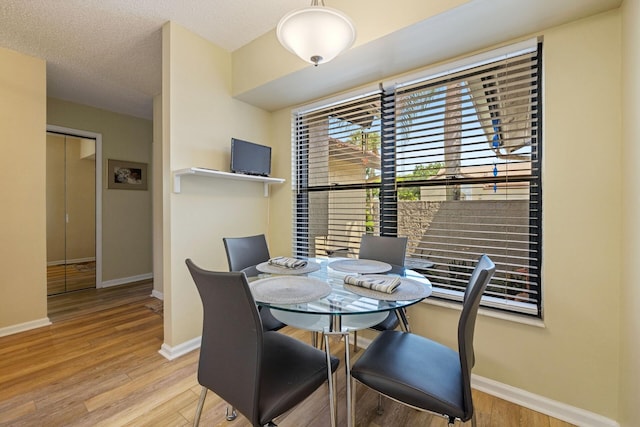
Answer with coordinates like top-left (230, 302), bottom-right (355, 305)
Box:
top-left (292, 91), bottom-right (383, 257)
top-left (293, 40), bottom-right (542, 317)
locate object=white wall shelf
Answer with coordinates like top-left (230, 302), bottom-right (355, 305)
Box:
top-left (173, 167), bottom-right (285, 197)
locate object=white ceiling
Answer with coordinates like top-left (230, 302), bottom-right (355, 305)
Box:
top-left (0, 0), bottom-right (623, 120)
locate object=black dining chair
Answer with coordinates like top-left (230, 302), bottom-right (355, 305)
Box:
top-left (186, 259), bottom-right (340, 427)
top-left (351, 234), bottom-right (409, 351)
top-left (223, 234), bottom-right (285, 332)
top-left (350, 254), bottom-right (495, 427)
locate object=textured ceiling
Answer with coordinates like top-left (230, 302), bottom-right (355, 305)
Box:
top-left (0, 0), bottom-right (308, 119)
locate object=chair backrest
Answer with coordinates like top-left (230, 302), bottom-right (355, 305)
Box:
top-left (457, 254), bottom-right (495, 420)
top-left (358, 234), bottom-right (408, 266)
top-left (223, 234), bottom-right (270, 271)
top-left (185, 259), bottom-right (263, 425)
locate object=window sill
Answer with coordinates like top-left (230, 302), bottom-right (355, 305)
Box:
top-left (420, 298), bottom-right (546, 328)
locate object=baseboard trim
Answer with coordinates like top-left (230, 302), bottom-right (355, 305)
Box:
top-left (471, 374), bottom-right (619, 427)
top-left (100, 273), bottom-right (153, 288)
top-left (151, 289), bottom-right (164, 300)
top-left (158, 336), bottom-right (201, 361)
top-left (0, 317), bottom-right (51, 337)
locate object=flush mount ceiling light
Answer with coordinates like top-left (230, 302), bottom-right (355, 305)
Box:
top-left (276, 0), bottom-right (356, 66)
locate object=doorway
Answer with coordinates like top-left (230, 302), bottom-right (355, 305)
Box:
top-left (46, 126), bottom-right (102, 295)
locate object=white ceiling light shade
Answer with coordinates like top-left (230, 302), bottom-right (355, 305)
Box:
top-left (276, 0), bottom-right (356, 66)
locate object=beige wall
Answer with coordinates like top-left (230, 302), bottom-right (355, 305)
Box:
top-left (268, 109), bottom-right (295, 256)
top-left (269, 10), bottom-right (624, 422)
top-left (620, 0), bottom-right (640, 425)
top-left (0, 47), bottom-right (47, 331)
top-left (47, 98), bottom-right (153, 283)
top-left (162, 22), bottom-right (275, 347)
top-left (152, 94), bottom-right (164, 297)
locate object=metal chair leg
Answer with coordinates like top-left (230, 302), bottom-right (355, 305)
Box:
top-left (351, 377), bottom-right (357, 427)
top-left (225, 406), bottom-right (237, 421)
top-left (193, 386), bottom-right (207, 427)
top-left (324, 334), bottom-right (337, 427)
top-left (344, 332), bottom-right (352, 427)
top-left (352, 330), bottom-right (358, 353)
top-left (376, 393), bottom-right (384, 415)
top-left (311, 332), bottom-right (324, 350)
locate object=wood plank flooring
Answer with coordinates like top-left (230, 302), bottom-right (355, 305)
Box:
top-left (0, 282), bottom-right (576, 426)
top-left (47, 279), bottom-right (154, 323)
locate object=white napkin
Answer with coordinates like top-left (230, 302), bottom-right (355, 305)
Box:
top-left (344, 275), bottom-right (401, 294)
top-left (268, 256), bottom-right (308, 269)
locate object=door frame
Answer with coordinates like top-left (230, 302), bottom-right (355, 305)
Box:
top-left (47, 124), bottom-right (103, 288)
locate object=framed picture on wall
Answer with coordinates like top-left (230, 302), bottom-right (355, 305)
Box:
top-left (107, 159), bottom-right (148, 190)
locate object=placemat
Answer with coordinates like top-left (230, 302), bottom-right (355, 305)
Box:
top-left (344, 275), bottom-right (430, 301)
top-left (250, 276), bottom-right (332, 304)
top-left (329, 259), bottom-right (392, 274)
top-left (256, 261), bottom-right (321, 275)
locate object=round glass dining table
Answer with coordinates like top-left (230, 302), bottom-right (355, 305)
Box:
top-left (246, 257), bottom-right (432, 333)
top-left (246, 257), bottom-right (432, 427)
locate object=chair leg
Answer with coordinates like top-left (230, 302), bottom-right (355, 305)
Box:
top-left (344, 332), bottom-right (352, 427)
top-left (376, 393), bottom-right (384, 415)
top-left (313, 331), bottom-right (325, 349)
top-left (324, 334), bottom-right (337, 427)
top-left (471, 412), bottom-right (477, 427)
top-left (193, 386), bottom-right (207, 427)
top-left (352, 330), bottom-right (358, 353)
top-left (225, 406), bottom-right (237, 421)
top-left (351, 377), bottom-right (357, 427)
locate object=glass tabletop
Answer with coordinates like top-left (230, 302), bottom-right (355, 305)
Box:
top-left (246, 257), bottom-right (432, 316)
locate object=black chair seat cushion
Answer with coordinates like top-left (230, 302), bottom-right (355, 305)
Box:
top-left (351, 330), bottom-right (465, 419)
top-left (259, 331), bottom-right (339, 425)
top-left (370, 310), bottom-right (400, 332)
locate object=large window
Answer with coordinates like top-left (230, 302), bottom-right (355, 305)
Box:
top-left (292, 40), bottom-right (542, 317)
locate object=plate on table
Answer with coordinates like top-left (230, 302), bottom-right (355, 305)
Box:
top-left (329, 259), bottom-right (392, 274)
top-left (344, 275), bottom-right (431, 301)
top-left (249, 276), bottom-right (332, 304)
top-left (256, 261), bottom-right (321, 275)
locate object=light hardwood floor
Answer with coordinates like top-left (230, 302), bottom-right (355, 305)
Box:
top-left (0, 282), bottom-right (575, 426)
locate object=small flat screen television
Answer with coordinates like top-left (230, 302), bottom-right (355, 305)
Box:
top-left (230, 138), bottom-right (272, 177)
